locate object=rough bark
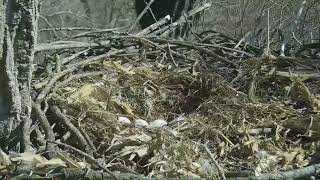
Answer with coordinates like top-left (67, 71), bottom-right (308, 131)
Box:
top-left (0, 0), bottom-right (39, 152)
top-left (15, 0), bottom-right (39, 152)
top-left (0, 0), bottom-right (4, 52)
top-left (0, 0), bottom-right (22, 148)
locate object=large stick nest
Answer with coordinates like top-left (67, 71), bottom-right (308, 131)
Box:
top-left (2, 4), bottom-right (320, 179)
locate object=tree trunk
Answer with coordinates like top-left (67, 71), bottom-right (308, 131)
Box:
top-left (0, 0), bottom-right (39, 152)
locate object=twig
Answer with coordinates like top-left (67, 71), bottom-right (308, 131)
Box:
top-left (70, 27), bottom-right (125, 39)
top-left (36, 41), bottom-right (111, 52)
top-left (66, 49), bottom-right (124, 69)
top-left (203, 143), bottom-right (226, 180)
top-left (136, 15), bottom-right (171, 36)
top-left (62, 48), bottom-right (90, 65)
top-left (79, 127), bottom-right (97, 152)
top-left (35, 67), bottom-right (75, 104)
top-left (50, 106), bottom-right (93, 155)
top-left (129, 0), bottom-right (156, 32)
top-left (39, 27), bottom-right (122, 32)
top-left (48, 141), bottom-right (118, 180)
top-left (32, 101), bottom-right (55, 157)
top-left (39, 15), bottom-right (58, 38)
top-left (267, 9), bottom-right (270, 53)
top-left (152, 37), bottom-right (238, 68)
top-left (35, 50), bottom-right (122, 104)
top-left (233, 163), bottom-right (320, 180)
top-left (150, 2), bottom-right (212, 36)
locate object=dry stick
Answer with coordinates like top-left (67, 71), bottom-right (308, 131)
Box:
top-left (131, 36), bottom-right (161, 49)
top-left (55, 131), bottom-right (71, 144)
top-left (70, 27), bottom-right (125, 39)
top-left (39, 27), bottom-right (124, 32)
top-left (33, 126), bottom-right (46, 146)
top-left (234, 163), bottom-right (320, 180)
top-left (150, 2), bottom-right (211, 36)
top-left (152, 38), bottom-right (238, 68)
top-left (129, 35), bottom-right (241, 68)
top-left (50, 106), bottom-right (93, 155)
top-left (32, 101), bottom-right (55, 156)
top-left (39, 15), bottom-right (58, 39)
top-left (167, 42), bottom-right (178, 67)
top-left (135, 15), bottom-right (171, 36)
top-left (60, 131), bottom-right (71, 142)
top-left (234, 32), bottom-right (251, 49)
top-left (203, 143), bottom-right (226, 180)
top-left (266, 9), bottom-right (270, 53)
top-left (36, 50), bottom-right (123, 104)
top-left (135, 2), bottom-right (210, 37)
top-left (58, 71), bottom-right (107, 87)
top-left (159, 37), bottom-right (254, 57)
top-left (183, 13), bottom-right (201, 41)
top-left (39, 27), bottom-right (100, 32)
top-left (34, 69), bottom-right (103, 91)
top-left (45, 71), bottom-right (107, 101)
top-left (49, 141), bottom-right (118, 180)
top-left (114, 50), bottom-right (161, 57)
top-left (79, 127), bottom-right (97, 152)
top-left (62, 168), bottom-right (141, 180)
top-left (187, 37), bottom-right (255, 57)
top-left (128, 0), bottom-right (156, 32)
top-left (36, 3), bottom-right (210, 53)
top-left (278, 56), bottom-right (320, 69)
top-left (66, 49), bottom-right (124, 69)
top-left (35, 67), bottom-right (75, 104)
top-left (62, 48), bottom-right (90, 65)
top-left (36, 41), bottom-right (111, 52)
